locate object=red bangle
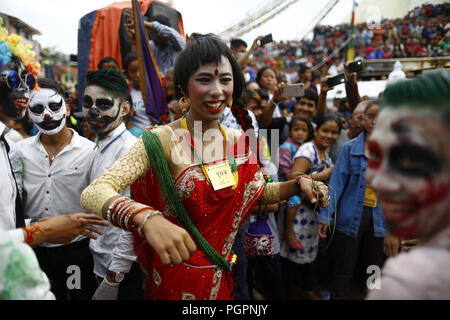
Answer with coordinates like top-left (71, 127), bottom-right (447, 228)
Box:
top-left (119, 203), bottom-right (137, 229)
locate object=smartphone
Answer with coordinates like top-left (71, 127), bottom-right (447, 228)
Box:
top-left (282, 83), bottom-right (304, 98)
top-left (348, 60), bottom-right (363, 73)
top-left (257, 34), bottom-right (273, 47)
top-left (327, 73), bottom-right (347, 87)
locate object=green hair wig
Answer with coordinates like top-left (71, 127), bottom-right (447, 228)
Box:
top-left (86, 68), bottom-right (129, 99)
top-left (382, 70), bottom-right (450, 114)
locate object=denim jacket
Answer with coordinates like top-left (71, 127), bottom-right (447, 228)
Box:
top-left (317, 131), bottom-right (386, 238)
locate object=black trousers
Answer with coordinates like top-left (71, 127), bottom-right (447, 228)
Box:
top-left (95, 262), bottom-right (145, 300)
top-left (281, 257), bottom-right (314, 299)
top-left (33, 238), bottom-right (97, 300)
top-left (248, 253), bottom-right (286, 300)
top-left (330, 206), bottom-right (384, 300)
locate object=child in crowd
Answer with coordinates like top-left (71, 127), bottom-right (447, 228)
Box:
top-left (281, 114), bottom-right (342, 299)
top-left (278, 116), bottom-right (313, 182)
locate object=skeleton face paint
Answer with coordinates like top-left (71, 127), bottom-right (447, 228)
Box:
top-left (366, 107), bottom-right (450, 240)
top-left (0, 58), bottom-right (30, 120)
top-left (28, 88), bottom-right (67, 135)
top-left (82, 85), bottom-right (122, 135)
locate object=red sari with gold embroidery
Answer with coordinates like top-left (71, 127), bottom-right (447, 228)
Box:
top-left (131, 140), bottom-right (265, 300)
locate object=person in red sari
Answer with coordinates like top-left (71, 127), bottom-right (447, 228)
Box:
top-left (81, 36), bottom-right (329, 300)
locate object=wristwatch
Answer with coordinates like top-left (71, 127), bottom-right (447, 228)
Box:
top-left (106, 270), bottom-right (125, 283)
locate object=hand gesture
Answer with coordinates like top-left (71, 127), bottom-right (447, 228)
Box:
top-left (140, 213), bottom-right (197, 266)
top-left (251, 36), bottom-right (264, 52)
top-left (123, 9), bottom-right (136, 42)
top-left (320, 76), bottom-right (333, 94)
top-left (343, 61), bottom-right (357, 83)
top-left (272, 82), bottom-right (285, 104)
top-left (37, 213), bottom-right (109, 244)
top-left (297, 176), bottom-right (329, 208)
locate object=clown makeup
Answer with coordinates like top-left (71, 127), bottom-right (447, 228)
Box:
top-left (28, 88), bottom-right (67, 135)
top-left (83, 85), bottom-right (122, 135)
top-left (0, 59), bottom-right (31, 120)
top-left (366, 107), bottom-right (450, 240)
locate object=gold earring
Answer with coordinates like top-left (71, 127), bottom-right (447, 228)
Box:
top-left (179, 96), bottom-right (190, 114)
top-left (228, 98), bottom-right (233, 107)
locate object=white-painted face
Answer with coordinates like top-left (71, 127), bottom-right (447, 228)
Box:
top-left (28, 88), bottom-right (67, 135)
top-left (186, 55), bottom-right (234, 122)
top-left (83, 85), bottom-right (122, 135)
top-left (366, 107), bottom-right (450, 240)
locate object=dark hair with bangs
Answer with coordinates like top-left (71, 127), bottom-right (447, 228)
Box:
top-left (315, 113), bottom-right (343, 133)
top-left (174, 36), bottom-right (245, 101)
top-left (255, 66), bottom-right (276, 87)
top-left (37, 77), bottom-right (66, 98)
top-left (289, 115), bottom-right (314, 142)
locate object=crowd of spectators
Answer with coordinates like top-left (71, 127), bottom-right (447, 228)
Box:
top-left (246, 3), bottom-right (449, 83)
top-left (1, 2), bottom-right (449, 301)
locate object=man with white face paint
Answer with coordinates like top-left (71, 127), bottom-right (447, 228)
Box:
top-left (17, 78), bottom-right (99, 300)
top-left (28, 88), bottom-right (67, 137)
top-left (82, 68), bottom-right (143, 300)
top-left (365, 70), bottom-right (450, 299)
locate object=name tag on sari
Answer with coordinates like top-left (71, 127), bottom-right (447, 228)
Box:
top-left (206, 161), bottom-right (235, 191)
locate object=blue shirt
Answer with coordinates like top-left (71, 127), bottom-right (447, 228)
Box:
top-left (149, 21), bottom-right (185, 76)
top-left (317, 131), bottom-right (386, 238)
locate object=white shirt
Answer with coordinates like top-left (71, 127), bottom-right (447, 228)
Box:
top-left (0, 122), bottom-right (18, 231)
top-left (1, 122), bottom-right (31, 242)
top-left (5, 128), bottom-right (25, 143)
top-left (89, 123), bottom-right (138, 277)
top-left (17, 128), bottom-right (95, 247)
top-left (129, 87), bottom-right (150, 131)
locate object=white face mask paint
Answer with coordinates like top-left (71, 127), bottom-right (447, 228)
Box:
top-left (366, 107), bottom-right (450, 240)
top-left (82, 85), bottom-right (122, 135)
top-left (28, 88), bottom-right (67, 135)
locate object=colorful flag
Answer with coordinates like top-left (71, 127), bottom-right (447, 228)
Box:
top-left (346, 0), bottom-right (356, 62)
top-left (132, 0), bottom-right (168, 124)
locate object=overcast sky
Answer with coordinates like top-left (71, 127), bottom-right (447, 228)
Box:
top-left (0, 0), bottom-right (440, 55)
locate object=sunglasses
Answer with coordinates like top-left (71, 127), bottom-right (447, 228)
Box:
top-left (2, 71), bottom-right (36, 90)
